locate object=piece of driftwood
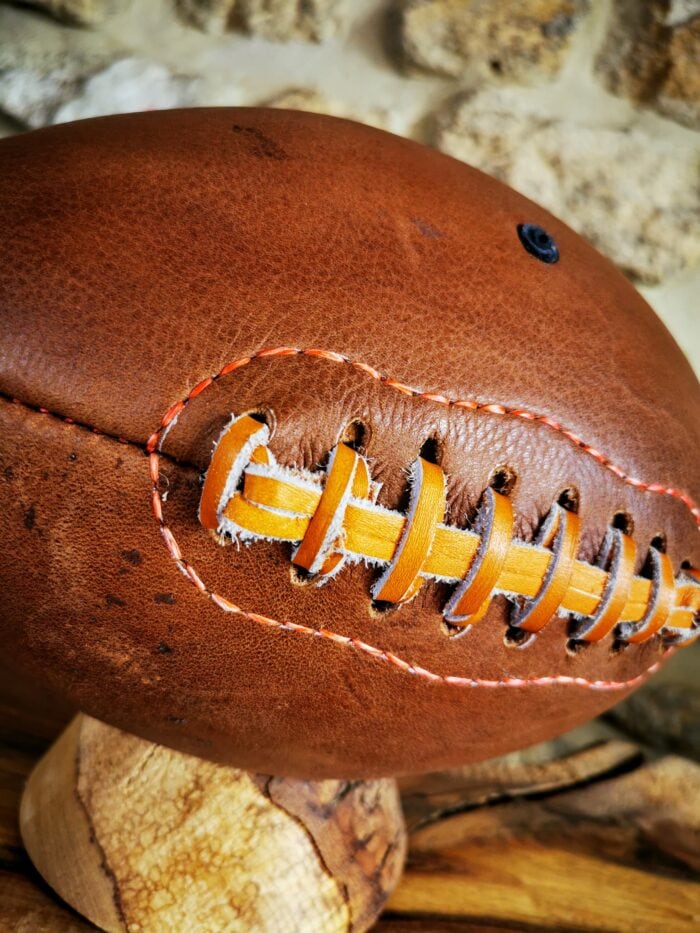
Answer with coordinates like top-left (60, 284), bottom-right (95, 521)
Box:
top-left (399, 727), bottom-right (641, 831)
top-left (1, 652), bottom-right (699, 931)
top-left (387, 747), bottom-right (700, 931)
top-left (19, 714), bottom-right (406, 932)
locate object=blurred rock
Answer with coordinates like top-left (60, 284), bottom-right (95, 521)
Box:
top-left (174, 0), bottom-right (346, 39)
top-left (0, 7), bottom-right (194, 128)
top-left (237, 0), bottom-right (345, 42)
top-left (174, 0), bottom-right (236, 34)
top-left (0, 0), bottom-right (128, 25)
top-left (669, 1), bottom-right (700, 24)
top-left (0, 5), bottom-right (122, 127)
top-left (53, 58), bottom-right (199, 123)
top-left (596, 1), bottom-right (668, 101)
top-left (656, 15), bottom-right (700, 128)
top-left (596, 0), bottom-right (700, 130)
top-left (398, 0), bottom-right (589, 81)
top-left (264, 87), bottom-right (398, 132)
top-left (436, 88), bottom-right (700, 283)
top-left (606, 682), bottom-right (700, 761)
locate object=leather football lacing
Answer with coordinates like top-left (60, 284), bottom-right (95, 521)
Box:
top-left (199, 414), bottom-right (700, 647)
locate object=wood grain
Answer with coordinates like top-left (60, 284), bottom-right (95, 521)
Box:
top-left (18, 714), bottom-right (405, 932)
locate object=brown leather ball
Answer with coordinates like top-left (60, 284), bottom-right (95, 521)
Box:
top-left (0, 108), bottom-right (698, 778)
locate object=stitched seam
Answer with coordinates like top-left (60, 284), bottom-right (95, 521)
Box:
top-left (0, 393), bottom-right (193, 473)
top-left (147, 348), bottom-right (698, 690)
top-left (1, 354), bottom-right (694, 688)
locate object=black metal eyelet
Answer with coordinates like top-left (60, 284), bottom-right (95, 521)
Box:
top-left (517, 224), bottom-right (559, 264)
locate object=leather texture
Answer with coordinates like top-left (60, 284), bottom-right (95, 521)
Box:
top-left (0, 108), bottom-right (698, 778)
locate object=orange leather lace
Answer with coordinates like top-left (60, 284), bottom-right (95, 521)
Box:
top-left (199, 415), bottom-right (700, 646)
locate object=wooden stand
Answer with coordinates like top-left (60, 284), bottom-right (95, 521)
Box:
top-left (19, 715), bottom-right (406, 932)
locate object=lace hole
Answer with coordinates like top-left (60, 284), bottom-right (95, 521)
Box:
top-left (503, 626), bottom-right (535, 649)
top-left (557, 486), bottom-right (580, 513)
top-left (369, 599), bottom-right (397, 618)
top-left (340, 419), bottom-right (369, 452)
top-left (612, 510), bottom-right (634, 535)
top-left (489, 465), bottom-right (517, 496)
top-left (418, 435), bottom-right (442, 464)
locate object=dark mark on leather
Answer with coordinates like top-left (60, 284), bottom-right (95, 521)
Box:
top-left (231, 124), bottom-right (289, 161)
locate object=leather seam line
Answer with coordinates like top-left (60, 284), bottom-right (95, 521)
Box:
top-left (2, 377), bottom-right (683, 688)
top-left (0, 392), bottom-right (197, 474)
top-left (0, 390), bottom-right (141, 449)
top-left (146, 347), bottom-right (690, 692)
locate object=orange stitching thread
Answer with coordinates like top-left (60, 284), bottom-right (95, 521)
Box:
top-left (4, 340), bottom-right (697, 523)
top-left (161, 452), bottom-right (677, 689)
top-left (154, 524), bottom-right (676, 692)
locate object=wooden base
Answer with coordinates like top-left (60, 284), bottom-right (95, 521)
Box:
top-left (19, 715), bottom-right (406, 932)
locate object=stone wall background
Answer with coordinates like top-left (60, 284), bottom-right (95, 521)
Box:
top-left (0, 0), bottom-right (698, 372)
